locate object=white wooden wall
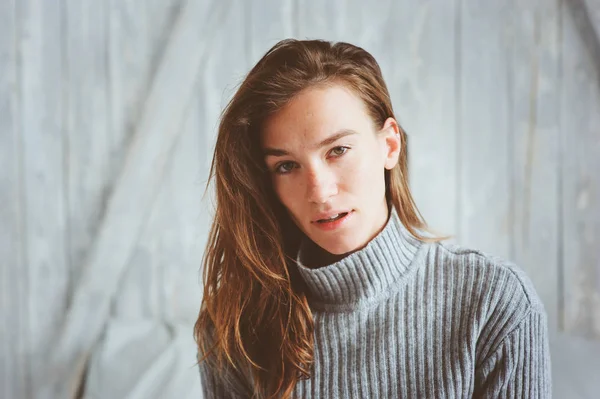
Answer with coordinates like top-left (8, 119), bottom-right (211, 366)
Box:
top-left (1, 0), bottom-right (599, 398)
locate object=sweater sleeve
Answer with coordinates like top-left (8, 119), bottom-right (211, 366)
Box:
top-left (197, 324), bottom-right (253, 398)
top-left (198, 356), bottom-right (239, 399)
top-left (473, 308), bottom-right (552, 398)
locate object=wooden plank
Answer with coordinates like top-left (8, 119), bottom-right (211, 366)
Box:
top-left (113, 0), bottom-right (244, 323)
top-left (458, 1), bottom-right (511, 258)
top-left (583, 0), bottom-right (600, 43)
top-left (39, 0), bottom-right (232, 397)
top-left (107, 0), bottom-right (184, 162)
top-left (296, 0), bottom-right (389, 45)
top-left (296, 0), bottom-right (397, 73)
top-left (105, 0), bottom-right (154, 321)
top-left (146, 0), bottom-right (183, 52)
top-left (198, 0), bottom-right (248, 282)
top-left (107, 0), bottom-right (181, 321)
top-left (509, 0), bottom-right (561, 332)
top-left (64, 0), bottom-right (111, 296)
top-left (388, 0), bottom-right (458, 240)
top-left (200, 0), bottom-right (248, 202)
top-left (137, 0), bottom-right (193, 323)
top-left (17, 0), bottom-right (68, 397)
top-left (84, 320), bottom-right (203, 399)
top-left (550, 331), bottom-right (600, 398)
top-left (112, 93), bottom-right (207, 323)
top-left (296, 0), bottom-right (349, 42)
top-left (561, 0), bottom-right (600, 339)
top-left (154, 0), bottom-right (248, 322)
top-left (202, 0), bottom-right (249, 125)
top-left (0, 1), bottom-right (28, 398)
top-left (107, 0), bottom-right (151, 172)
top-left (154, 92), bottom-right (206, 323)
top-left (248, 0), bottom-right (295, 63)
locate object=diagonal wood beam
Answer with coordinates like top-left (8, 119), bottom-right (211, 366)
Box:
top-left (39, 0), bottom-right (231, 397)
top-left (582, 0), bottom-right (600, 39)
top-left (566, 0), bottom-right (600, 92)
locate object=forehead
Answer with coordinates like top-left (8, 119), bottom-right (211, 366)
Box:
top-left (261, 83), bottom-right (375, 148)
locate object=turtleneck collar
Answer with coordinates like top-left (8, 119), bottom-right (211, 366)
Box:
top-left (294, 206), bottom-right (424, 310)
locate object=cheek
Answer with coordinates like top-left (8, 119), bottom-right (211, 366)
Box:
top-left (272, 177), bottom-right (298, 209)
top-left (342, 153), bottom-right (386, 194)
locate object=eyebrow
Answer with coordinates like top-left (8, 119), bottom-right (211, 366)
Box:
top-left (263, 129), bottom-right (358, 157)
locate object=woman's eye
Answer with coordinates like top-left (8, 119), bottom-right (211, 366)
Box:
top-left (275, 162), bottom-right (296, 174)
top-left (330, 146), bottom-right (349, 157)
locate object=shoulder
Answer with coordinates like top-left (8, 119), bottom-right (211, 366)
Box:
top-left (431, 240), bottom-right (545, 313)
top-left (425, 240), bottom-right (548, 358)
top-left (426, 241), bottom-right (549, 359)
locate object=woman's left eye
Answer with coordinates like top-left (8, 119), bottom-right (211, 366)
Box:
top-left (329, 146), bottom-right (349, 157)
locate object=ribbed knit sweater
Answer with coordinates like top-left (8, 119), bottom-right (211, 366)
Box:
top-left (199, 207), bottom-right (552, 398)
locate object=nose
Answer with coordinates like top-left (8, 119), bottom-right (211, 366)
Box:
top-left (306, 166), bottom-right (338, 204)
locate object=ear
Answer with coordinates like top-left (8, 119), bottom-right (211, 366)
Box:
top-left (380, 117), bottom-right (401, 170)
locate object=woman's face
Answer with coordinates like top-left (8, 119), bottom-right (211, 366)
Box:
top-left (261, 83), bottom-right (401, 255)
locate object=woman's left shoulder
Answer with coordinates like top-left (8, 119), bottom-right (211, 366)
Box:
top-left (430, 240), bottom-right (546, 313)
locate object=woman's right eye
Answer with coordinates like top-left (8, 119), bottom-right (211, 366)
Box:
top-left (275, 162), bottom-right (296, 174)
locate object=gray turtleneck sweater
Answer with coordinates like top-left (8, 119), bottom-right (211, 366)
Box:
top-left (199, 207), bottom-right (552, 398)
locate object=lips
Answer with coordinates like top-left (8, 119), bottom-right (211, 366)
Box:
top-left (312, 210), bottom-right (353, 223)
top-left (317, 212), bottom-right (347, 223)
top-left (310, 210), bottom-right (354, 231)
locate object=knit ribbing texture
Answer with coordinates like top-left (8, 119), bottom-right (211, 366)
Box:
top-left (199, 207), bottom-right (552, 398)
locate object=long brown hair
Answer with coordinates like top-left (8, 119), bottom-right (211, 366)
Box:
top-left (194, 39), bottom-right (447, 398)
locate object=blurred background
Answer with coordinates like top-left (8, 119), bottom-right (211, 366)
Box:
top-left (1, 0), bottom-right (599, 398)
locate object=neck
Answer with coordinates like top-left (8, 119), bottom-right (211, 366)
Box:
top-left (301, 239), bottom-right (349, 269)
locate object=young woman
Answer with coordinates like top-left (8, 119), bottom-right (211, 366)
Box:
top-left (194, 39), bottom-right (551, 399)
